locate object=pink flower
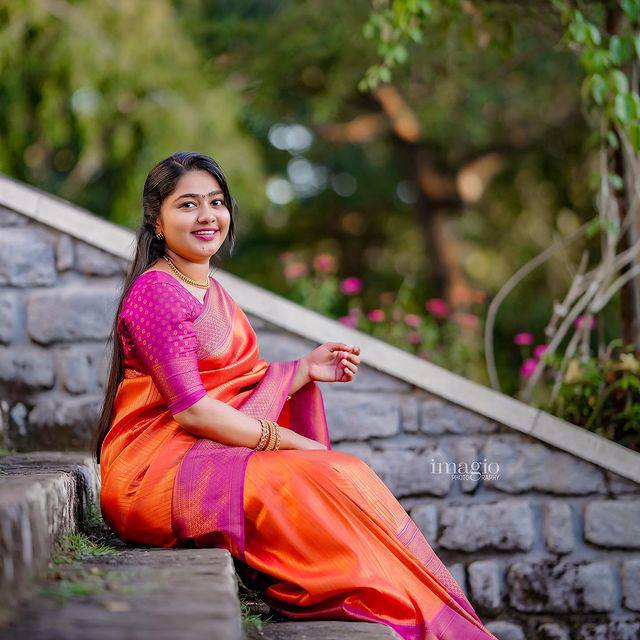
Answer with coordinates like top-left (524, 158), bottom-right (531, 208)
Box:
top-left (406, 330), bottom-right (421, 344)
top-left (340, 277), bottom-right (363, 296)
top-left (425, 298), bottom-right (449, 318)
top-left (284, 261), bottom-right (308, 280)
top-left (380, 291), bottom-right (396, 304)
top-left (574, 315), bottom-right (596, 330)
top-left (404, 313), bottom-right (421, 328)
top-left (348, 307), bottom-right (362, 317)
top-left (312, 252), bottom-right (336, 273)
top-left (279, 250), bottom-right (296, 263)
top-left (367, 308), bottom-right (385, 323)
top-left (533, 344), bottom-right (548, 359)
top-left (338, 315), bottom-right (358, 328)
top-left (514, 332), bottom-right (534, 346)
top-left (452, 312), bottom-right (479, 329)
top-left (519, 357), bottom-right (538, 378)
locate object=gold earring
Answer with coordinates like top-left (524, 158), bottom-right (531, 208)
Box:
top-left (156, 231), bottom-right (164, 240)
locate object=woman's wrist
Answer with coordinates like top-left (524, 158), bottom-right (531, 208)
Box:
top-left (289, 356), bottom-right (311, 394)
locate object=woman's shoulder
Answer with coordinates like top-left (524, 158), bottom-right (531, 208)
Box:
top-left (129, 269), bottom-right (191, 295)
top-left (121, 270), bottom-right (201, 317)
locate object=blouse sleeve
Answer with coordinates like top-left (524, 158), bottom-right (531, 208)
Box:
top-left (120, 279), bottom-right (207, 414)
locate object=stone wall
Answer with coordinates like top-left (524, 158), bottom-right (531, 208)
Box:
top-left (1, 204), bottom-right (639, 640)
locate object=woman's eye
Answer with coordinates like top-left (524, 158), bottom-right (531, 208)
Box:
top-left (180, 199), bottom-right (224, 209)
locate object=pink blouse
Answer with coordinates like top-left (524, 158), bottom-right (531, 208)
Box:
top-left (118, 270), bottom-right (210, 414)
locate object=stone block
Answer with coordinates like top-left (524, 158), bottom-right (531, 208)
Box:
top-left (420, 398), bottom-right (498, 435)
top-left (485, 620), bottom-right (525, 640)
top-left (606, 470), bottom-right (640, 494)
top-left (584, 500), bottom-right (640, 548)
top-left (543, 502), bottom-right (575, 554)
top-left (56, 234), bottom-right (75, 271)
top-left (536, 622), bottom-right (571, 640)
top-left (75, 242), bottom-right (126, 276)
top-left (0, 207), bottom-right (27, 226)
top-left (26, 286), bottom-right (119, 344)
top-left (468, 559), bottom-right (503, 612)
top-left (507, 559), bottom-right (617, 613)
top-left (484, 436), bottom-right (606, 495)
top-left (23, 394), bottom-right (102, 450)
top-left (453, 437), bottom-right (482, 493)
top-left (0, 346), bottom-right (55, 391)
top-left (0, 227), bottom-right (57, 287)
top-left (399, 395), bottom-right (420, 433)
top-left (576, 620), bottom-right (640, 639)
top-left (323, 391), bottom-right (400, 441)
top-left (439, 500), bottom-right (535, 552)
top-left (0, 290), bottom-right (21, 344)
top-left (366, 446), bottom-right (453, 497)
top-left (622, 558), bottom-right (640, 611)
top-left (58, 344), bottom-right (107, 394)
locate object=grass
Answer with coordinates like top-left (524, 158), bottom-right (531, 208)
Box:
top-left (50, 532), bottom-right (118, 565)
top-left (50, 502), bottom-right (119, 565)
top-left (80, 502), bottom-right (119, 548)
top-left (39, 503), bottom-right (127, 601)
top-left (238, 582), bottom-right (290, 634)
top-left (0, 446), bottom-right (17, 473)
top-left (39, 562), bottom-right (135, 602)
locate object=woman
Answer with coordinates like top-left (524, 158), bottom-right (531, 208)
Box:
top-left (95, 151), bottom-right (498, 640)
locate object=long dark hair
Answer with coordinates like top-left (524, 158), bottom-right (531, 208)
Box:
top-left (94, 151), bottom-right (237, 464)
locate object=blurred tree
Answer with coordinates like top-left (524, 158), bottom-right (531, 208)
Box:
top-left (0, 0), bottom-right (617, 393)
top-left (176, 0), bottom-right (597, 390)
top-left (0, 0), bottom-right (267, 226)
top-left (360, 0), bottom-right (640, 380)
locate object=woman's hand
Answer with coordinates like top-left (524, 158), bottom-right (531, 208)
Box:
top-left (304, 342), bottom-right (361, 383)
top-left (276, 426), bottom-right (328, 450)
top-left (295, 437), bottom-right (328, 451)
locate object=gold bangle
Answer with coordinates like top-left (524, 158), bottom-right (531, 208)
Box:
top-left (274, 422), bottom-right (281, 450)
top-left (255, 418), bottom-right (270, 450)
top-left (272, 421), bottom-right (281, 451)
top-left (265, 420), bottom-right (277, 451)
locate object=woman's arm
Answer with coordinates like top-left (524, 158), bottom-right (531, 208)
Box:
top-left (174, 393), bottom-right (325, 450)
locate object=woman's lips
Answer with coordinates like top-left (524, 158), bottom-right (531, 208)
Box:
top-left (192, 230), bottom-right (218, 242)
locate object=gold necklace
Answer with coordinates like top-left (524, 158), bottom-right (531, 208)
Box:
top-left (162, 255), bottom-right (210, 289)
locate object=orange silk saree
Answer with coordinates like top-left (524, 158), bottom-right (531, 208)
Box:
top-left (99, 272), bottom-right (498, 640)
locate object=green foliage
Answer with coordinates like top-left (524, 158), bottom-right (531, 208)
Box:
top-left (538, 342), bottom-right (640, 451)
top-left (51, 531), bottom-right (117, 565)
top-left (551, 0), bottom-right (640, 153)
top-left (362, 1), bottom-right (640, 152)
top-left (359, 0), bottom-right (434, 91)
top-left (279, 250), bottom-right (486, 379)
top-left (0, 0), bottom-right (267, 225)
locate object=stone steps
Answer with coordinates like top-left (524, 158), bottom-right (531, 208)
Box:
top-left (0, 452), bottom-right (399, 640)
top-left (0, 545), bottom-right (244, 640)
top-left (0, 451), bottom-right (100, 626)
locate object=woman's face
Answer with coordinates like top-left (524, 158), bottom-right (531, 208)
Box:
top-left (156, 170), bottom-right (231, 263)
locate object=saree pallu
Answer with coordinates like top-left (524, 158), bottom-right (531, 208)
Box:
top-left (99, 274), bottom-right (497, 640)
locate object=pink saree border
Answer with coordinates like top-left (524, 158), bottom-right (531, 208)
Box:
top-left (172, 358), bottom-right (304, 559)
